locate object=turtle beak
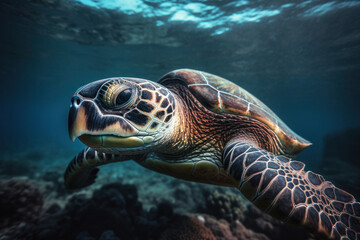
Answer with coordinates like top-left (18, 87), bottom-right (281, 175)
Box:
top-left (68, 95), bottom-right (140, 144)
top-left (68, 95), bottom-right (88, 142)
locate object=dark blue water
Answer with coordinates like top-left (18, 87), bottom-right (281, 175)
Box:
top-left (0, 1), bottom-right (359, 239)
top-left (1, 0), bottom-right (360, 163)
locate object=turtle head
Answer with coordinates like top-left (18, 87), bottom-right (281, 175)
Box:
top-left (68, 77), bottom-right (176, 154)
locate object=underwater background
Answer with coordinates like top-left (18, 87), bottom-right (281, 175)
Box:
top-left (0, 0), bottom-right (359, 239)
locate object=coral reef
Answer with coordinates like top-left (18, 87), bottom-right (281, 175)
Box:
top-left (198, 189), bottom-right (245, 222)
top-left (159, 215), bottom-right (216, 240)
top-left (0, 180), bottom-right (176, 240)
top-left (172, 182), bottom-right (204, 213)
top-left (231, 220), bottom-right (269, 240)
top-left (32, 183), bottom-right (155, 240)
top-left (59, 184), bottom-right (141, 238)
top-left (241, 204), bottom-right (316, 240)
top-left (0, 178), bottom-right (44, 230)
top-left (0, 175), bottom-right (323, 240)
top-left (0, 153), bottom-right (324, 240)
top-left (200, 214), bottom-right (269, 240)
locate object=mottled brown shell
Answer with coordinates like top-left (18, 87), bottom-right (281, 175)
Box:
top-left (158, 69), bottom-right (311, 156)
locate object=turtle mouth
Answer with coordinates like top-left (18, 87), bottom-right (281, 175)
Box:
top-left (68, 99), bottom-right (140, 143)
top-left (78, 134), bottom-right (144, 148)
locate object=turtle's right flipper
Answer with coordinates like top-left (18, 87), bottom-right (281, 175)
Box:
top-left (223, 142), bottom-right (360, 240)
top-left (64, 148), bottom-right (128, 189)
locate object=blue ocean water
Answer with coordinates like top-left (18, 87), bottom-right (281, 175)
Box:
top-left (0, 1), bottom-right (359, 239)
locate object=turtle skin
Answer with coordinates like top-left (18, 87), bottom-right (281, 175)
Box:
top-left (223, 142), bottom-right (360, 240)
top-left (65, 69), bottom-right (360, 240)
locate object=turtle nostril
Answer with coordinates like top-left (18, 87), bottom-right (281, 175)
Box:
top-left (71, 96), bottom-right (82, 108)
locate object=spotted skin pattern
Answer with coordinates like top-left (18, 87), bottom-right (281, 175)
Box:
top-left (223, 142), bottom-right (360, 240)
top-left (125, 81), bottom-right (175, 132)
top-left (66, 78), bottom-right (176, 188)
top-left (97, 78), bottom-right (176, 133)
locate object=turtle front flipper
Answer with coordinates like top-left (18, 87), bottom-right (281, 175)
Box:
top-left (64, 148), bottom-right (132, 189)
top-left (223, 142), bottom-right (360, 239)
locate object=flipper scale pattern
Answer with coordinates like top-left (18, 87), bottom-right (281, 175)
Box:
top-left (223, 142), bottom-right (360, 240)
top-left (64, 147), bottom-right (119, 189)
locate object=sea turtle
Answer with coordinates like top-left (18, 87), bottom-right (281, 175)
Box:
top-left (66, 69), bottom-right (359, 239)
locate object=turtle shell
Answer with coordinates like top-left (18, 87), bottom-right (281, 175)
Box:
top-left (158, 69), bottom-right (311, 156)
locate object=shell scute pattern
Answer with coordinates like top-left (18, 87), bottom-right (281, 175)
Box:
top-left (189, 84), bottom-right (221, 112)
top-left (219, 91), bottom-right (248, 114)
top-left (159, 69), bottom-right (311, 156)
top-left (203, 71), bottom-right (263, 107)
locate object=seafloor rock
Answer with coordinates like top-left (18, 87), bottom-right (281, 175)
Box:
top-left (197, 189), bottom-right (245, 222)
top-left (75, 230), bottom-right (120, 240)
top-left (242, 204), bottom-right (317, 240)
top-left (319, 127), bottom-right (360, 199)
top-left (231, 220), bottom-right (270, 240)
top-left (46, 183), bottom-right (144, 239)
top-left (0, 156), bottom-right (38, 177)
top-left (0, 178), bottom-right (44, 230)
top-left (158, 212), bottom-right (276, 240)
top-left (159, 215), bottom-right (216, 240)
top-left (0, 176), bottom-right (322, 240)
top-left (197, 214), bottom-right (269, 240)
top-left (40, 169), bottom-right (67, 196)
top-left (0, 182), bottom-right (176, 240)
top-left (172, 182), bottom-right (202, 213)
top-left (200, 214), bottom-right (236, 240)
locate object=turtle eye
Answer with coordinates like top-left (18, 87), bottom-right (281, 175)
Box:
top-left (116, 88), bottom-right (132, 106)
top-left (99, 81), bottom-right (137, 109)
